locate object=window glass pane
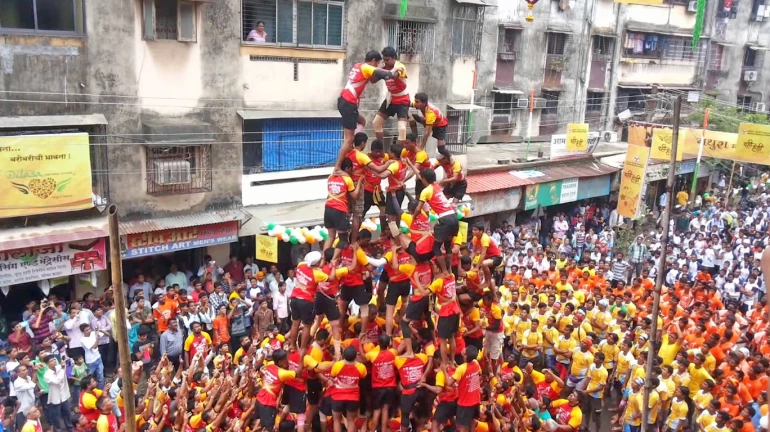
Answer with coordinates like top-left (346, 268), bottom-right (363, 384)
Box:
top-left (36, 0), bottom-right (75, 31)
top-left (156, 0), bottom-right (178, 39)
top-left (0, 0), bottom-right (35, 29)
top-left (451, 21), bottom-right (463, 54)
top-left (297, 1), bottom-right (312, 44)
top-left (313, 3), bottom-right (327, 45)
top-left (178, 1), bottom-right (195, 40)
top-left (327, 4), bottom-right (342, 46)
top-left (276, 0), bottom-right (293, 43)
top-left (243, 0), bottom-right (276, 42)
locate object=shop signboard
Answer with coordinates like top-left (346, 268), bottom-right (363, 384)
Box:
top-left (735, 122), bottom-right (770, 164)
top-left (577, 175), bottom-right (611, 200)
top-left (0, 133), bottom-right (94, 218)
top-left (256, 235), bottom-right (278, 263)
top-left (524, 179), bottom-right (579, 210)
top-left (646, 160), bottom-right (696, 182)
top-left (469, 188), bottom-right (522, 216)
top-left (550, 132), bottom-right (600, 160)
top-left (560, 178), bottom-right (579, 203)
top-left (0, 238), bottom-right (107, 286)
top-left (124, 221), bottom-right (239, 258)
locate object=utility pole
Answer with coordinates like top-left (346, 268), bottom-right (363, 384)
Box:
top-left (726, 161), bottom-right (737, 204)
top-left (690, 108), bottom-right (710, 204)
top-left (640, 93), bottom-right (681, 432)
top-left (107, 205), bottom-right (137, 432)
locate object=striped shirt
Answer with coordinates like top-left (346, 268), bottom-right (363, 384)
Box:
top-left (611, 260), bottom-right (629, 281)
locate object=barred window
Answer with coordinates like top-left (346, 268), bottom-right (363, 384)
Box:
top-left (586, 92), bottom-right (604, 113)
top-left (386, 20), bottom-right (435, 64)
top-left (452, 5), bottom-right (484, 58)
top-left (146, 145), bottom-right (212, 196)
top-left (242, 0), bottom-right (344, 48)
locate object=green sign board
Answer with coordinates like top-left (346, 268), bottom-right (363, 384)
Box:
top-left (524, 178), bottom-right (579, 210)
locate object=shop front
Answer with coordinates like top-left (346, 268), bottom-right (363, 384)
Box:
top-left (642, 159), bottom-right (712, 212)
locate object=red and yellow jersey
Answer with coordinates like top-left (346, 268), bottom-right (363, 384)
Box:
top-left (436, 367), bottom-right (459, 402)
top-left (395, 353), bottom-right (428, 394)
top-left (339, 246), bottom-right (369, 287)
top-left (462, 307), bottom-right (483, 338)
top-left (292, 262), bottom-right (331, 301)
top-left (430, 275), bottom-right (460, 317)
top-left (346, 149), bottom-right (373, 182)
top-left (285, 350), bottom-right (320, 391)
top-left (317, 264), bottom-right (348, 297)
top-left (364, 154), bottom-right (389, 192)
top-left (330, 361), bottom-right (367, 401)
top-left (256, 364), bottom-right (296, 407)
top-left (532, 370), bottom-right (562, 400)
top-left (95, 414), bottom-right (118, 432)
top-left (472, 233), bottom-right (502, 258)
top-left (383, 61), bottom-right (409, 105)
top-left (396, 262), bottom-right (433, 301)
top-left (401, 148), bottom-right (431, 171)
top-left (365, 347), bottom-right (398, 389)
top-left (409, 211), bottom-right (434, 255)
top-left (184, 332), bottom-right (212, 360)
top-left (326, 174), bottom-right (355, 214)
top-left (412, 101), bottom-right (448, 127)
top-left (552, 400), bottom-right (583, 429)
top-left (384, 250), bottom-right (413, 283)
top-left (419, 183), bottom-right (453, 215)
top-left (433, 159), bottom-right (464, 182)
top-left (387, 160), bottom-right (408, 192)
top-left (479, 301), bottom-right (504, 333)
top-left (453, 360), bottom-right (482, 407)
top-left (341, 63), bottom-right (376, 105)
top-left (79, 389), bottom-right (104, 422)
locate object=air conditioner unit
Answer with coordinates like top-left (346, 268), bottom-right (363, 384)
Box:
top-left (687, 0), bottom-right (698, 12)
top-left (744, 70), bottom-right (759, 82)
top-left (152, 160), bottom-right (191, 185)
top-left (516, 98), bottom-right (529, 108)
top-left (602, 131), bottom-right (619, 143)
top-left (756, 5), bottom-right (766, 20)
top-left (533, 98), bottom-right (548, 109)
top-left (752, 102), bottom-right (767, 112)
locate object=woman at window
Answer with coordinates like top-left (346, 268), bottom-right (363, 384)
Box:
top-left (247, 21), bottom-right (267, 42)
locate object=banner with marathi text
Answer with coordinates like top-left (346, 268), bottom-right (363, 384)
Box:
top-left (651, 128), bottom-right (684, 161)
top-left (735, 122), bottom-right (770, 163)
top-left (0, 133), bottom-right (93, 218)
top-left (0, 238), bottom-right (106, 286)
top-left (617, 144), bottom-right (650, 219)
top-left (566, 123), bottom-right (589, 151)
top-left (256, 235), bottom-right (278, 263)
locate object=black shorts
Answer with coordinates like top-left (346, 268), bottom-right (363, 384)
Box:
top-left (405, 296), bottom-right (430, 321)
top-left (331, 399), bottom-right (359, 413)
top-left (371, 387), bottom-right (397, 410)
top-left (284, 385), bottom-right (306, 413)
top-left (324, 206), bottom-right (351, 232)
top-left (340, 284), bottom-right (372, 306)
top-left (437, 313), bottom-right (460, 339)
top-left (307, 379), bottom-right (323, 405)
top-left (434, 401), bottom-right (458, 424)
top-left (378, 100), bottom-right (410, 119)
top-left (386, 190), bottom-right (405, 215)
top-left (400, 392), bottom-right (419, 426)
top-left (432, 126), bottom-right (447, 141)
top-left (364, 189), bottom-right (385, 213)
top-left (386, 279), bottom-right (411, 306)
top-left (290, 298), bottom-right (315, 325)
top-left (434, 214), bottom-right (460, 243)
top-left (314, 292), bottom-right (341, 321)
top-left (379, 270), bottom-right (390, 284)
top-left (338, 96), bottom-right (360, 130)
top-left (256, 401), bottom-right (278, 430)
top-left (464, 335), bottom-right (483, 350)
top-left (406, 241), bottom-right (434, 263)
top-left (443, 179), bottom-right (467, 201)
top-left (487, 255), bottom-right (503, 269)
top-left (456, 405), bottom-right (479, 428)
top-left (467, 290), bottom-right (482, 302)
top-left (319, 396), bottom-right (333, 416)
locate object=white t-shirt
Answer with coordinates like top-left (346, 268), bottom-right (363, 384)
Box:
top-left (702, 249), bottom-right (715, 267)
top-left (80, 333), bottom-right (101, 364)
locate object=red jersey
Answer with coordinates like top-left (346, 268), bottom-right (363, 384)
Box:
top-left (395, 354), bottom-right (428, 395)
top-left (417, 102), bottom-right (449, 128)
top-left (455, 360), bottom-right (482, 407)
top-left (292, 262), bottom-right (327, 302)
top-left (256, 364), bottom-right (295, 407)
top-left (364, 154), bottom-right (387, 192)
top-left (431, 275), bottom-right (461, 317)
top-left (331, 362), bottom-right (367, 401)
top-left (472, 233), bottom-right (502, 258)
top-left (437, 367), bottom-right (459, 402)
top-left (383, 61), bottom-right (410, 105)
top-left (326, 174), bottom-right (355, 214)
top-left (462, 307), bottom-right (483, 338)
top-left (410, 261), bottom-right (433, 302)
top-left (420, 183), bottom-right (453, 215)
top-left (286, 350), bottom-right (310, 391)
top-left (96, 414), bottom-right (118, 432)
top-left (367, 348), bottom-right (398, 389)
top-left (386, 160), bottom-right (408, 192)
top-left (386, 249), bottom-right (413, 283)
top-left (339, 247), bottom-right (366, 287)
top-left (340, 63), bottom-right (376, 105)
top-left (346, 149), bottom-right (371, 182)
top-left (317, 264), bottom-right (341, 297)
top-left (410, 211), bottom-right (434, 255)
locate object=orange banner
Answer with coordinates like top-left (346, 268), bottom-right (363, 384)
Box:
top-left (617, 145), bottom-right (650, 219)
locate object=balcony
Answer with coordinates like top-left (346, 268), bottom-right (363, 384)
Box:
top-left (544, 55), bottom-right (565, 89)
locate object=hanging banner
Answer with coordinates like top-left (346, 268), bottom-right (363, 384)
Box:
top-left (123, 221), bottom-right (239, 258)
top-left (256, 235), bottom-right (278, 263)
top-left (525, 181), bottom-right (561, 210)
top-left (550, 132), bottom-right (601, 160)
top-left (566, 123), bottom-right (589, 151)
top-left (650, 128), bottom-right (684, 161)
top-left (617, 145), bottom-right (650, 218)
top-left (735, 122), bottom-right (770, 164)
top-left (0, 238), bottom-right (107, 286)
top-left (455, 221), bottom-right (468, 245)
top-left (0, 133), bottom-right (93, 218)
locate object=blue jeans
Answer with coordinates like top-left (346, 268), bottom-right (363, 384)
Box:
top-left (71, 383), bottom-right (81, 406)
top-left (46, 399), bottom-right (73, 432)
top-left (87, 358), bottom-right (104, 389)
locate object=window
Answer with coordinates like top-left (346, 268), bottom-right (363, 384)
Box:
top-left (546, 33), bottom-right (567, 55)
top-left (623, 32), bottom-right (662, 58)
top-left (592, 36), bottom-right (614, 58)
top-left (452, 5), bottom-right (484, 58)
top-left (744, 47), bottom-right (757, 66)
top-left (586, 92), bottom-right (603, 113)
top-left (445, 107), bottom-right (471, 154)
top-left (143, 0), bottom-right (198, 42)
top-left (662, 36), bottom-right (699, 62)
top-left (708, 43), bottom-right (724, 70)
top-left (498, 28), bottom-right (520, 57)
top-left (493, 93), bottom-right (514, 115)
top-left (386, 20), bottom-right (435, 64)
top-left (241, 0), bottom-right (344, 48)
top-left (738, 95), bottom-right (752, 113)
top-left (0, 0), bottom-right (84, 33)
top-left (146, 145), bottom-right (212, 195)
top-left (542, 91), bottom-right (560, 115)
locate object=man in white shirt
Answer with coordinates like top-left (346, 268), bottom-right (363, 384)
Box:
top-left (43, 355), bottom-right (72, 430)
top-left (165, 264), bottom-right (188, 291)
top-left (13, 364), bottom-right (36, 425)
top-left (273, 283), bottom-right (289, 332)
top-left (197, 255), bottom-right (224, 283)
top-left (128, 274), bottom-right (152, 301)
top-left (63, 303), bottom-right (94, 359)
top-left (79, 323), bottom-right (105, 389)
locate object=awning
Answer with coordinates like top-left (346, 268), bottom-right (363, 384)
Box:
top-left (522, 161), bottom-right (619, 184)
top-left (119, 209), bottom-right (251, 235)
top-left (747, 45), bottom-right (770, 51)
top-left (454, 0), bottom-right (488, 4)
top-left (600, 153), bottom-right (627, 169)
top-left (0, 216), bottom-right (109, 251)
top-left (492, 89), bottom-right (524, 95)
top-left (447, 103), bottom-right (486, 111)
top-left (467, 172), bottom-right (534, 194)
top-left (0, 114), bottom-right (108, 130)
top-left (237, 110), bottom-right (341, 120)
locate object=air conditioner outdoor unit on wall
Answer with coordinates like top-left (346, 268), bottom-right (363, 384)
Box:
top-left (603, 131), bottom-right (619, 142)
top-left (533, 98), bottom-right (548, 109)
top-left (687, 1), bottom-right (698, 12)
top-left (744, 70), bottom-right (758, 82)
top-left (517, 99), bottom-right (529, 108)
top-left (152, 160), bottom-right (192, 185)
top-left (752, 102), bottom-right (767, 112)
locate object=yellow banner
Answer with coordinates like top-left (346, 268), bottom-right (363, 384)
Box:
top-left (628, 125), bottom-right (649, 146)
top-left (566, 123), bottom-right (589, 151)
top-left (617, 145), bottom-right (650, 219)
top-left (455, 221), bottom-right (468, 245)
top-left (256, 235), bottom-right (278, 263)
top-left (0, 133), bottom-right (93, 218)
top-left (735, 122), bottom-right (770, 164)
top-left (650, 128), bottom-right (684, 161)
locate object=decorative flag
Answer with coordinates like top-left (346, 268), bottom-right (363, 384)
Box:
top-left (617, 144), bottom-right (651, 219)
top-left (735, 122), bottom-right (770, 165)
top-left (400, 0), bottom-right (408, 18)
top-left (650, 128), bottom-right (684, 161)
top-left (692, 0), bottom-right (705, 51)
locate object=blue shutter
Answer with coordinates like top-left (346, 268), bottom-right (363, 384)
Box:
top-left (262, 118), bottom-right (343, 172)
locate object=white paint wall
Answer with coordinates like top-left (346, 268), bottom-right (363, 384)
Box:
top-left (626, 4), bottom-right (696, 28)
top-left (451, 59), bottom-right (476, 101)
top-left (241, 58), bottom-right (344, 108)
top-left (619, 60), bottom-right (697, 85)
